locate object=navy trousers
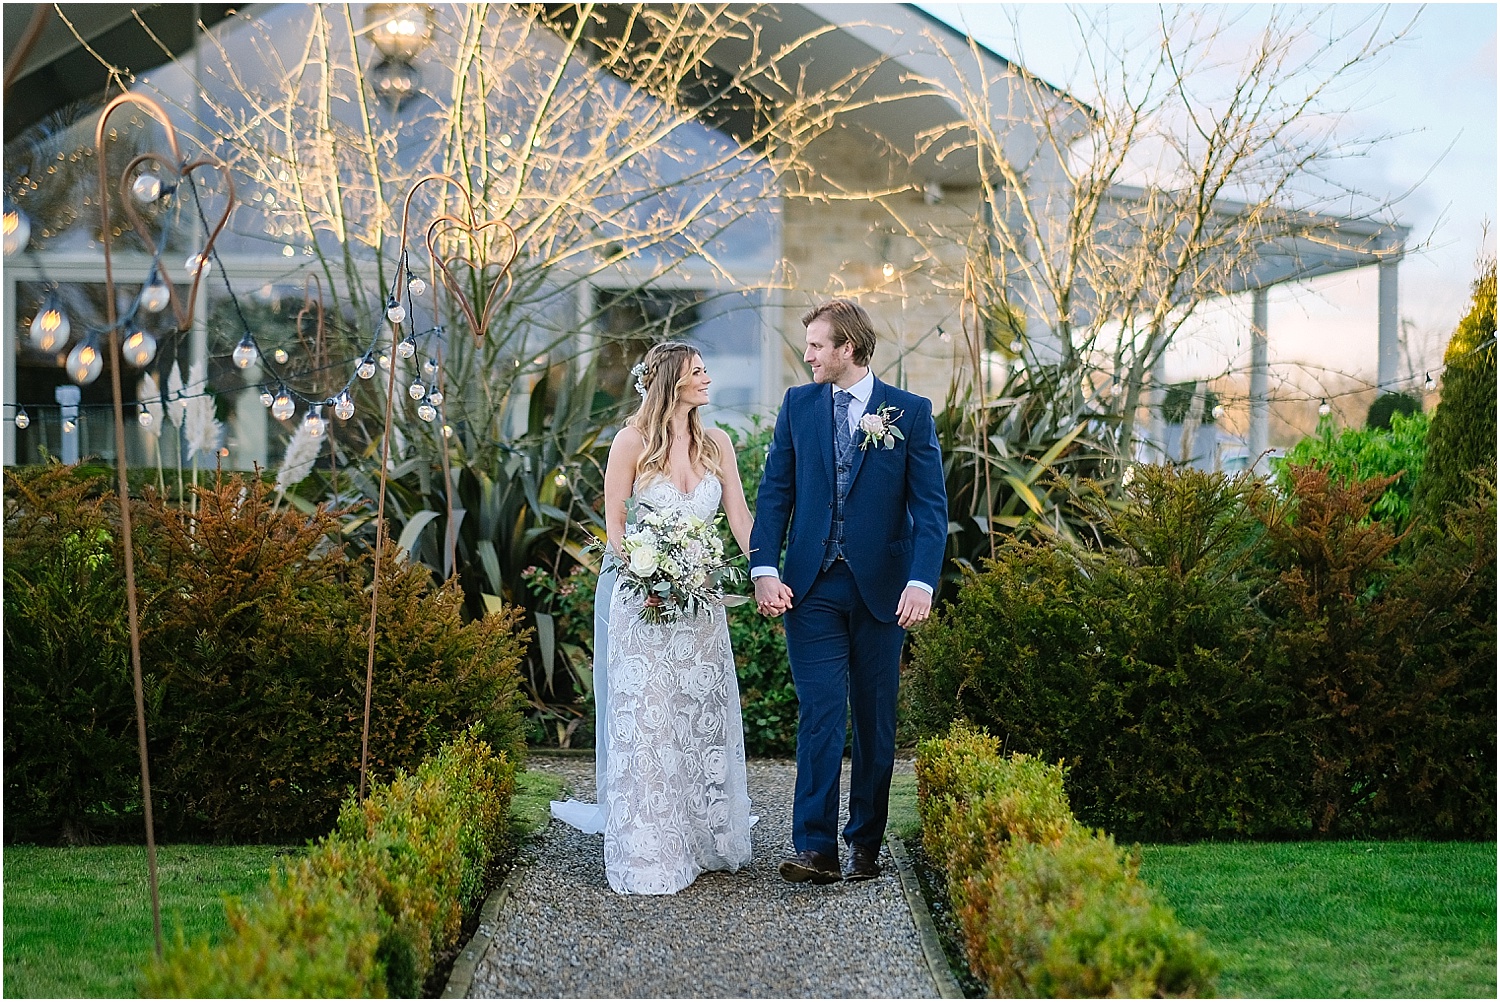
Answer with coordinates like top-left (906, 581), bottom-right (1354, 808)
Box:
top-left (783, 560), bottom-right (905, 856)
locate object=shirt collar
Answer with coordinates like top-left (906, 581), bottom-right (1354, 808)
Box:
top-left (838, 369), bottom-right (875, 404)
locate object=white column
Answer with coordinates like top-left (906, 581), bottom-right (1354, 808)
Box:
top-left (55, 385), bottom-right (80, 464)
top-left (1377, 258), bottom-right (1400, 392)
top-left (1248, 288), bottom-right (1270, 473)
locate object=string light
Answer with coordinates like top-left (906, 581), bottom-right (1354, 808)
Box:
top-left (441, 423), bottom-right (453, 438)
top-left (137, 404), bottom-right (154, 428)
top-left (3, 201), bottom-right (30, 256)
top-left (408, 277), bottom-right (425, 296)
top-left (1318, 399), bottom-right (1332, 417)
top-left (881, 262), bottom-right (895, 279)
top-left (427, 388), bottom-right (444, 407)
top-left (302, 404), bottom-right (325, 438)
top-left (553, 472), bottom-right (568, 487)
top-left (396, 334), bottom-right (417, 359)
top-left (14, 407), bottom-right (30, 429)
top-left (271, 388), bottom-right (295, 421)
top-left (1424, 372), bottom-right (1435, 390)
top-left (66, 338), bottom-right (103, 385)
top-left (62, 417), bottom-right (77, 434)
top-left (416, 401), bottom-right (437, 422)
top-left (272, 347), bottom-right (289, 364)
top-left (131, 173), bottom-right (163, 203)
top-left (422, 357), bottom-right (438, 377)
top-left (139, 273), bottom-right (171, 313)
top-left (333, 390), bottom-right (355, 420)
top-left (1211, 404), bottom-right (1226, 420)
top-left (358, 354), bottom-right (377, 379)
top-left (232, 334), bottom-right (258, 369)
top-left (408, 379), bottom-right (426, 400)
top-left (386, 297), bottom-right (407, 324)
top-left (184, 253), bottom-right (211, 277)
top-left (259, 389), bottom-right (274, 407)
top-left (29, 292), bottom-right (69, 350)
top-left (378, 352), bottom-right (392, 371)
top-left (122, 328), bottom-right (158, 367)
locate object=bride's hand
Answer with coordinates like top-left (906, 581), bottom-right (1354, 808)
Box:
top-left (644, 594), bottom-right (663, 608)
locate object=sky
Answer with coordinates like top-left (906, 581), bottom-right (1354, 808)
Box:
top-left (916, 2), bottom-right (1497, 396)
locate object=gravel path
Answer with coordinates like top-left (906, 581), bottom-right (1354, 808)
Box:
top-left (469, 756), bottom-right (938, 999)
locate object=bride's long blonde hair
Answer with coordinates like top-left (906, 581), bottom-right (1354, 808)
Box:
top-left (628, 341), bottom-right (722, 485)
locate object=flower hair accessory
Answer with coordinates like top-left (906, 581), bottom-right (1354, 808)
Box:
top-left (630, 360), bottom-right (648, 397)
top-left (858, 403), bottom-right (905, 450)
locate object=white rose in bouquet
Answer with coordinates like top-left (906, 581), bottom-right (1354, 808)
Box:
top-left (628, 543), bottom-right (659, 577)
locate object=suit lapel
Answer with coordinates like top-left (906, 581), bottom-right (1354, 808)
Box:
top-left (814, 382), bottom-right (834, 488)
top-left (846, 377), bottom-right (885, 492)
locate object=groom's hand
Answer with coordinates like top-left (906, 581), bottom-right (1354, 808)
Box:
top-left (754, 576), bottom-right (793, 616)
top-left (895, 586), bottom-right (933, 629)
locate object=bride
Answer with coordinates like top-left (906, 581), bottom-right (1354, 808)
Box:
top-left (551, 341), bottom-right (756, 895)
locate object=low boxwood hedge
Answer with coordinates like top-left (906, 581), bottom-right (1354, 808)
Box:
top-left (143, 729), bottom-right (515, 998)
top-left (917, 722), bottom-right (1218, 998)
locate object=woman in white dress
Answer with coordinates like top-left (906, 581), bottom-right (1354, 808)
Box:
top-left (552, 341), bottom-right (756, 895)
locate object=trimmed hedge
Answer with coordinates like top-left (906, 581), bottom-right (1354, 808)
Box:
top-left (906, 464), bottom-right (1496, 840)
top-left (4, 465), bottom-right (527, 842)
top-left (917, 722), bottom-right (1217, 998)
top-left (143, 730), bottom-right (515, 998)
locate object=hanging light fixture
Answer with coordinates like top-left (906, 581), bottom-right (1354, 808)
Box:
top-left (302, 405), bottom-right (325, 439)
top-left (1318, 398), bottom-right (1332, 417)
top-left (271, 388), bottom-right (295, 421)
top-left (29, 291), bottom-right (70, 351)
top-left (408, 378), bottom-right (426, 400)
top-left (139, 272), bottom-right (171, 313)
top-left (132, 172), bottom-right (163, 204)
top-left (232, 334), bottom-right (258, 369)
top-left (416, 401), bottom-right (437, 422)
top-left (14, 407), bottom-right (30, 430)
top-left (334, 389), bottom-right (356, 420)
top-left (396, 334), bottom-right (417, 359)
top-left (427, 388), bottom-right (444, 407)
top-left (370, 57), bottom-right (422, 113)
top-left (357, 354), bottom-right (378, 380)
top-left (386, 297), bottom-right (407, 324)
top-left (368, 3), bottom-right (436, 60)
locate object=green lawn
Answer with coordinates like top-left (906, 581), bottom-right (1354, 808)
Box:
top-left (3, 843), bottom-right (289, 998)
top-left (1140, 841), bottom-right (1497, 999)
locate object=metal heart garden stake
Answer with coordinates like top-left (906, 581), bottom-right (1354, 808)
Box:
top-left (427, 214), bottom-right (520, 340)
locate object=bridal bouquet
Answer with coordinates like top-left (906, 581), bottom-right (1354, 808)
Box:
top-left (617, 500), bottom-right (744, 624)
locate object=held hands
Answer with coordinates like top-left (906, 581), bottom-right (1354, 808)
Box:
top-left (895, 585), bottom-right (932, 629)
top-left (754, 575), bottom-right (794, 616)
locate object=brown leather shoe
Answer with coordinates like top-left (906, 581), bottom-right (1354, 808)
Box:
top-left (842, 843), bottom-right (880, 881)
top-left (778, 849), bottom-right (841, 884)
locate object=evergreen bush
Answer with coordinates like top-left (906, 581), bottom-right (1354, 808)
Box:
top-left (3, 466), bottom-right (527, 843)
top-left (1277, 410), bottom-right (1429, 531)
top-left (1365, 391), bottom-right (1421, 431)
top-left (1415, 261), bottom-right (1497, 522)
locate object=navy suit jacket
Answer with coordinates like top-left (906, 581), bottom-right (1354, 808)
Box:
top-left (749, 376), bottom-right (948, 623)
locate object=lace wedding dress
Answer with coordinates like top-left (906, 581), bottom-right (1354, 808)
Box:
top-left (551, 474), bottom-right (754, 895)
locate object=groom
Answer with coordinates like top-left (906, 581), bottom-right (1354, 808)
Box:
top-left (750, 298), bottom-right (948, 883)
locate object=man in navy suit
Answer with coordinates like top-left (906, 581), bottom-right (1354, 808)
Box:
top-left (749, 298), bottom-right (948, 883)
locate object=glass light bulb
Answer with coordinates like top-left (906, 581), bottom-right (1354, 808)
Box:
top-left (422, 357), bottom-right (438, 377)
top-left (138, 407), bottom-right (154, 429)
top-left (259, 390), bottom-right (274, 407)
top-left (123, 329), bottom-right (158, 367)
top-left (553, 472), bottom-right (568, 487)
top-left (302, 406), bottom-right (324, 438)
top-left (185, 253), bottom-right (211, 277)
top-left (1211, 404), bottom-right (1226, 420)
top-left (427, 388), bottom-right (444, 407)
top-left (29, 295), bottom-right (69, 350)
top-left (1424, 373), bottom-right (1435, 390)
top-left (1009, 339), bottom-right (1023, 353)
top-left (1318, 401), bottom-right (1332, 417)
top-left (62, 418), bottom-right (77, 434)
top-left (1010, 357), bottom-right (1025, 372)
top-left (3, 206), bottom-right (29, 256)
top-left (132, 173), bottom-right (163, 203)
top-left (358, 356), bottom-right (377, 380)
top-left (881, 262), bottom-right (895, 279)
top-left (386, 300), bottom-right (407, 324)
top-left (139, 279), bottom-right (171, 313)
top-left (408, 277), bottom-right (426, 296)
top-left (441, 423), bottom-right (453, 439)
top-left (396, 337), bottom-right (416, 360)
top-left (273, 348), bottom-right (289, 364)
top-left (272, 391), bottom-right (295, 421)
top-left (14, 408), bottom-right (30, 430)
top-left (334, 391), bottom-right (355, 420)
top-left (408, 379), bottom-right (426, 400)
top-left (67, 340), bottom-right (103, 385)
top-left (416, 402), bottom-right (437, 422)
top-left (378, 353), bottom-right (392, 371)
top-left (232, 335), bottom-right (258, 369)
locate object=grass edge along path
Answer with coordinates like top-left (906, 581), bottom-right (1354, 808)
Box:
top-left (1139, 840), bottom-right (1497, 999)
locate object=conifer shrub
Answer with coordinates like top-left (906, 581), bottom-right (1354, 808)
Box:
top-left (1277, 410), bottom-right (1429, 530)
top-left (3, 466), bottom-right (527, 842)
top-left (917, 722), bottom-right (1218, 998)
top-left (1415, 261), bottom-right (1496, 522)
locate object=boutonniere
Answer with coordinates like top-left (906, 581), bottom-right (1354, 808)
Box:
top-left (857, 403), bottom-right (905, 450)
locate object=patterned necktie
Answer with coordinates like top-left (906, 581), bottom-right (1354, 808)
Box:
top-left (834, 390), bottom-right (854, 468)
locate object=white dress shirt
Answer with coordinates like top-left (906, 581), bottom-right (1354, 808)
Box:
top-left (752, 369), bottom-right (933, 596)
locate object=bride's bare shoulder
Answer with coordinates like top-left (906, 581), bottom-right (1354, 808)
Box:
top-left (610, 425), bottom-right (646, 455)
